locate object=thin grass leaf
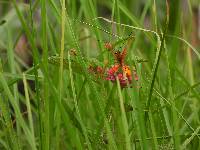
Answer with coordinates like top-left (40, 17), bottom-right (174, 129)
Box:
top-left (148, 111), bottom-right (159, 150)
top-left (166, 35), bottom-right (200, 60)
top-left (22, 73), bottom-right (35, 142)
top-left (40, 0), bottom-right (50, 148)
top-left (54, 0), bottom-right (66, 148)
top-left (116, 77), bottom-right (131, 150)
top-left (0, 60), bottom-right (37, 149)
top-left (68, 51), bottom-right (92, 149)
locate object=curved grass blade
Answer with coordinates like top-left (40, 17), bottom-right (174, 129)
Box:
top-left (166, 35), bottom-right (200, 60)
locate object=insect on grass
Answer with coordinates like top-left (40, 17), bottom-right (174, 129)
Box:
top-left (49, 18), bottom-right (145, 88)
top-left (104, 41), bottom-right (139, 88)
top-left (75, 19), bottom-right (141, 88)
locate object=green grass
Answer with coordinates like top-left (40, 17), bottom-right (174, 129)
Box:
top-left (0, 0), bottom-right (200, 149)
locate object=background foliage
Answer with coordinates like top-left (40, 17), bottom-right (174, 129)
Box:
top-left (0, 0), bottom-right (200, 149)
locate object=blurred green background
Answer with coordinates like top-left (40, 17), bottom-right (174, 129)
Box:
top-left (0, 0), bottom-right (199, 149)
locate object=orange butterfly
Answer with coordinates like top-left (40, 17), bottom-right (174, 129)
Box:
top-left (105, 42), bottom-right (138, 87)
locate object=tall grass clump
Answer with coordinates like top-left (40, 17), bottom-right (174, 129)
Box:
top-left (0, 0), bottom-right (199, 149)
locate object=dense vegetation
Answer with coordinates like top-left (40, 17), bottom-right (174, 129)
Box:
top-left (0, 0), bottom-right (199, 149)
